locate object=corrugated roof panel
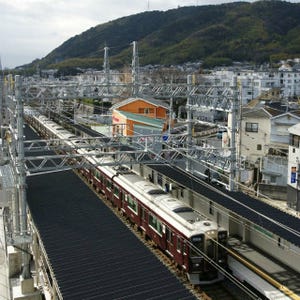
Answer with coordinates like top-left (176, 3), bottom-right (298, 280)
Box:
top-left (148, 163), bottom-right (300, 247)
top-left (26, 169), bottom-right (196, 300)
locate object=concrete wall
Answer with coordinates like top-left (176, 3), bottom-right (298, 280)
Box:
top-left (259, 183), bottom-right (287, 201)
top-left (250, 226), bottom-right (300, 273)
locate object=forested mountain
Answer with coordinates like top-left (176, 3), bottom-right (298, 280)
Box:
top-left (25, 0), bottom-right (300, 71)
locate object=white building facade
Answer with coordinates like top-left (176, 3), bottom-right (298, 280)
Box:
top-left (287, 123), bottom-right (300, 211)
top-left (210, 67), bottom-right (300, 105)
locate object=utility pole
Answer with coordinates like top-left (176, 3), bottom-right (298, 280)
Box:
top-left (103, 46), bottom-right (110, 98)
top-left (15, 76), bottom-right (31, 279)
top-left (229, 76), bottom-right (238, 192)
top-left (131, 41), bottom-right (139, 97)
top-left (186, 75), bottom-right (193, 173)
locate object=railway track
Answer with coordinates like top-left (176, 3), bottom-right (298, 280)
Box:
top-left (75, 169), bottom-right (238, 300)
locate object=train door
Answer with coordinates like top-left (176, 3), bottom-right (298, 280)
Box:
top-left (182, 241), bottom-right (189, 270)
top-left (120, 191), bottom-right (126, 214)
top-left (175, 236), bottom-right (184, 266)
top-left (204, 234), bottom-right (218, 280)
top-left (166, 227), bottom-right (174, 257)
top-left (140, 206), bottom-right (147, 232)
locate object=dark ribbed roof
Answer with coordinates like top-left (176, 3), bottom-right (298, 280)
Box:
top-left (25, 125), bottom-right (196, 300)
top-left (148, 163), bottom-right (300, 248)
top-left (27, 172), bottom-right (196, 300)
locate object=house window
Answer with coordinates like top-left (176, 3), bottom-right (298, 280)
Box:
top-left (270, 176), bottom-right (276, 184)
top-left (290, 134), bottom-right (300, 147)
top-left (138, 108), bottom-right (154, 114)
top-left (245, 122), bottom-right (258, 132)
top-left (257, 144), bottom-right (262, 150)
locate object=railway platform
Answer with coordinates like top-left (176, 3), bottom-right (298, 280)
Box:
top-left (228, 237), bottom-right (300, 299)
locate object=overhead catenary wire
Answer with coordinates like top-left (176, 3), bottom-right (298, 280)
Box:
top-left (27, 105), bottom-right (300, 249)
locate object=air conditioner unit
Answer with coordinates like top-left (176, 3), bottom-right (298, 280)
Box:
top-left (262, 179), bottom-right (270, 184)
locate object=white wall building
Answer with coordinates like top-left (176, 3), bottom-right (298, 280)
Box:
top-left (227, 106), bottom-right (300, 200)
top-left (210, 67), bottom-right (300, 105)
top-left (287, 123), bottom-right (300, 211)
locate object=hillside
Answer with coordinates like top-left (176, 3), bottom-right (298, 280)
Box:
top-left (25, 0), bottom-right (300, 71)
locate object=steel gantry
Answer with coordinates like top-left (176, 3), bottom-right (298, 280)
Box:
top-left (0, 41), bottom-right (241, 293)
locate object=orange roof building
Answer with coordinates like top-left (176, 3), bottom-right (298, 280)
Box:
top-left (111, 97), bottom-right (170, 137)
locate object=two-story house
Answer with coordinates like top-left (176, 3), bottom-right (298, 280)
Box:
top-left (111, 97), bottom-right (170, 137)
top-left (236, 106), bottom-right (300, 200)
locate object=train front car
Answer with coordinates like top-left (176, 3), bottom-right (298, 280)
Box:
top-left (188, 220), bottom-right (228, 285)
top-left (156, 195), bottom-right (228, 286)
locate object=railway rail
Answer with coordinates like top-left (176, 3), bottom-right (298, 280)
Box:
top-left (75, 168), bottom-right (237, 300)
top-left (24, 110), bottom-right (300, 299)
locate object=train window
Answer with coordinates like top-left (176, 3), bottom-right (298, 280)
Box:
top-left (94, 170), bottom-right (100, 179)
top-left (149, 214), bottom-right (163, 235)
top-left (113, 186), bottom-right (119, 197)
top-left (127, 195), bottom-right (138, 213)
top-left (177, 237), bottom-right (182, 252)
top-left (149, 214), bottom-right (157, 229)
top-left (183, 243), bottom-right (187, 255)
top-left (166, 228), bottom-right (173, 244)
top-left (190, 235), bottom-right (204, 257)
top-left (206, 239), bottom-right (216, 259)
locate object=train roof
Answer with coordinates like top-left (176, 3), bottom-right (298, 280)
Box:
top-left (105, 168), bottom-right (221, 237)
top-left (148, 163), bottom-right (300, 247)
top-left (26, 112), bottom-right (223, 239)
top-left (25, 124), bottom-right (197, 300)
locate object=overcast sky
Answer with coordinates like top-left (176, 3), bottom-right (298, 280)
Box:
top-left (1, 0), bottom-right (300, 68)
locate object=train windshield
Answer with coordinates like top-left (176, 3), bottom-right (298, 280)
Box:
top-left (206, 238), bottom-right (216, 259)
top-left (190, 234), bottom-right (204, 257)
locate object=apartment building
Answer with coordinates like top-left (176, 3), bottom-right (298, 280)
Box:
top-left (211, 65), bottom-right (300, 105)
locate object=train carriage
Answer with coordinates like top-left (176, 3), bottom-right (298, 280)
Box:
top-left (25, 109), bottom-right (228, 285)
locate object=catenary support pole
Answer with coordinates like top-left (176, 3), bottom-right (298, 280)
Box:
top-left (15, 75), bottom-right (30, 279)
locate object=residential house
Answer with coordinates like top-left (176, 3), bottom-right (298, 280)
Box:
top-left (110, 97), bottom-right (170, 137)
top-left (287, 123), bottom-right (300, 211)
top-left (233, 106), bottom-right (300, 200)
